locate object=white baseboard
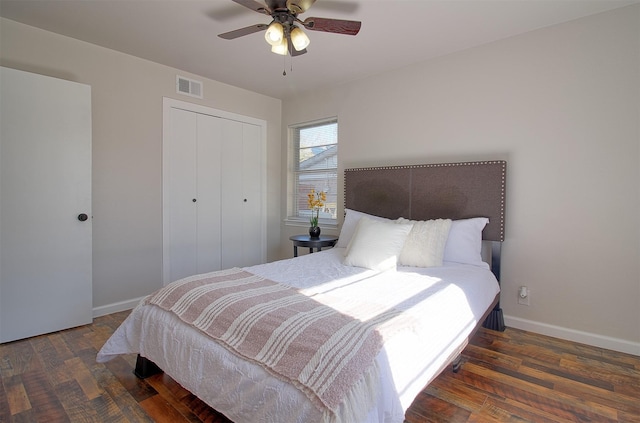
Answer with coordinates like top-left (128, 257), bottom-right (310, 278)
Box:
top-left (93, 296), bottom-right (145, 318)
top-left (504, 315), bottom-right (640, 356)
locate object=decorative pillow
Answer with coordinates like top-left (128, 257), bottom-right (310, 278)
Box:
top-left (397, 218), bottom-right (452, 268)
top-left (443, 217), bottom-right (489, 267)
top-left (336, 209), bottom-right (392, 248)
top-left (343, 217), bottom-right (413, 271)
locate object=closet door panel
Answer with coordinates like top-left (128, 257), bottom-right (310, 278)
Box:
top-left (196, 114), bottom-right (222, 274)
top-left (220, 120), bottom-right (245, 269)
top-left (241, 123), bottom-right (263, 266)
top-left (166, 108), bottom-right (198, 283)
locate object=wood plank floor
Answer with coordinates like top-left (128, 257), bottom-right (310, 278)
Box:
top-left (1, 310), bottom-right (638, 422)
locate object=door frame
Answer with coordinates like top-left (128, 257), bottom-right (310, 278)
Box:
top-left (162, 97), bottom-right (267, 285)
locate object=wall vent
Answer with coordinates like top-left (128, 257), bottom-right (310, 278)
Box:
top-left (176, 75), bottom-right (203, 99)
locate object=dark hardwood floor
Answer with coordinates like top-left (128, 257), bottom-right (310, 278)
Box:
top-left (1, 310), bottom-right (638, 422)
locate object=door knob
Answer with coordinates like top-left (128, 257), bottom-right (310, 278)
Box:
top-left (78, 213), bottom-right (89, 222)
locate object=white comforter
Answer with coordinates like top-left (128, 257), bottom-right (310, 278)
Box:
top-left (97, 248), bottom-right (499, 423)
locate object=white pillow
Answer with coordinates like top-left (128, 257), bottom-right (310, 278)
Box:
top-left (336, 209), bottom-right (392, 248)
top-left (397, 218), bottom-right (452, 268)
top-left (443, 217), bottom-right (489, 267)
top-left (343, 217), bottom-right (413, 271)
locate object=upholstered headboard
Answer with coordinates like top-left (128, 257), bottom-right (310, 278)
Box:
top-left (344, 160), bottom-right (507, 331)
top-left (344, 161), bottom-right (506, 242)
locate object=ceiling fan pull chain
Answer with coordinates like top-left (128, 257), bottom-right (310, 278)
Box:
top-left (282, 52), bottom-right (287, 76)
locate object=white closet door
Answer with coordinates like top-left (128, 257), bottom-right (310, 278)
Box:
top-left (165, 109), bottom-right (224, 282)
top-left (220, 119), bottom-right (263, 268)
top-left (166, 108), bottom-right (198, 283)
top-left (220, 119), bottom-right (245, 269)
top-left (195, 114), bottom-right (222, 274)
top-left (163, 98), bottom-right (266, 285)
top-left (0, 67), bottom-right (92, 343)
top-left (240, 123), bottom-right (264, 266)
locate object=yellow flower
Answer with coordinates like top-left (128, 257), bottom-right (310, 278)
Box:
top-left (307, 189), bottom-right (325, 227)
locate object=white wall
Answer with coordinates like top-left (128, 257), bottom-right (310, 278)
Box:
top-left (0, 18), bottom-right (283, 315)
top-left (281, 5), bottom-right (640, 354)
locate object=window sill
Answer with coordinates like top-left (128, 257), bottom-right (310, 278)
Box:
top-left (284, 218), bottom-right (338, 231)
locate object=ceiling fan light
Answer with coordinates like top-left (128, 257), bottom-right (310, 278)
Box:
top-left (271, 38), bottom-right (288, 55)
top-left (264, 22), bottom-right (284, 46)
top-left (290, 26), bottom-right (310, 51)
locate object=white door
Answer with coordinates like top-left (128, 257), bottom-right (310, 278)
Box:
top-left (163, 98), bottom-right (266, 285)
top-left (240, 123), bottom-right (264, 266)
top-left (0, 67), bottom-right (92, 343)
top-left (165, 107), bottom-right (199, 283)
top-left (221, 120), bottom-right (263, 268)
top-left (195, 114), bottom-right (223, 274)
top-left (165, 108), bottom-right (223, 284)
top-left (220, 119), bottom-right (244, 268)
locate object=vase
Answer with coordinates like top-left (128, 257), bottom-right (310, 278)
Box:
top-left (309, 226), bottom-right (321, 239)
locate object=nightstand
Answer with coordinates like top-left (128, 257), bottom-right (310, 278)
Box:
top-left (289, 235), bottom-right (339, 257)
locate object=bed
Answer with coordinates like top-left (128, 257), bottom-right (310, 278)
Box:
top-left (97, 160), bottom-right (507, 423)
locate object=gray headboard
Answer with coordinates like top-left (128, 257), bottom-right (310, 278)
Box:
top-left (344, 161), bottom-right (506, 242)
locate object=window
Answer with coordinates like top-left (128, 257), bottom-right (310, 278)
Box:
top-left (289, 118), bottom-right (338, 225)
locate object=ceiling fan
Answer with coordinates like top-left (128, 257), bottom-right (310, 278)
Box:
top-left (218, 0), bottom-right (361, 57)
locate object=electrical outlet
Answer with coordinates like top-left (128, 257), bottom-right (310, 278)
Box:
top-left (518, 286), bottom-right (530, 306)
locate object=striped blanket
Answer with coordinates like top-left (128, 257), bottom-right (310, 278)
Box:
top-left (146, 267), bottom-right (412, 422)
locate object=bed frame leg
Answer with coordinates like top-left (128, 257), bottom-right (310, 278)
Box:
top-left (483, 306), bottom-right (506, 332)
top-left (484, 241), bottom-right (506, 332)
top-left (134, 354), bottom-right (162, 379)
top-left (452, 356), bottom-right (463, 373)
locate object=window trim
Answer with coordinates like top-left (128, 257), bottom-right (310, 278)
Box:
top-left (286, 117), bottom-right (338, 229)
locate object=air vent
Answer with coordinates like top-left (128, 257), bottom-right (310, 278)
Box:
top-left (176, 75), bottom-right (203, 99)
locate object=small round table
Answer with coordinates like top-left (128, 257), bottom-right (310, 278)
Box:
top-left (289, 234), bottom-right (339, 257)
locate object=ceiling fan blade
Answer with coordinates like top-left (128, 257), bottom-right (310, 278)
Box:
top-left (286, 0), bottom-right (316, 14)
top-left (232, 0), bottom-right (271, 14)
top-left (302, 17), bottom-right (361, 35)
top-left (218, 23), bottom-right (268, 40)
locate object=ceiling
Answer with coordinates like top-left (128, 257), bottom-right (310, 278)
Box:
top-left (1, 0), bottom-right (637, 99)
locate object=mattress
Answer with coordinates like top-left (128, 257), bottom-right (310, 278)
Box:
top-left (97, 247), bottom-right (499, 423)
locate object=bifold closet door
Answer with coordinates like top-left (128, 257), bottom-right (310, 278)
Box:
top-left (165, 109), bottom-right (222, 284)
top-left (239, 122), bottom-right (263, 266)
top-left (163, 100), bottom-right (265, 285)
top-left (220, 120), bottom-right (262, 269)
top-left (195, 114), bottom-right (223, 273)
